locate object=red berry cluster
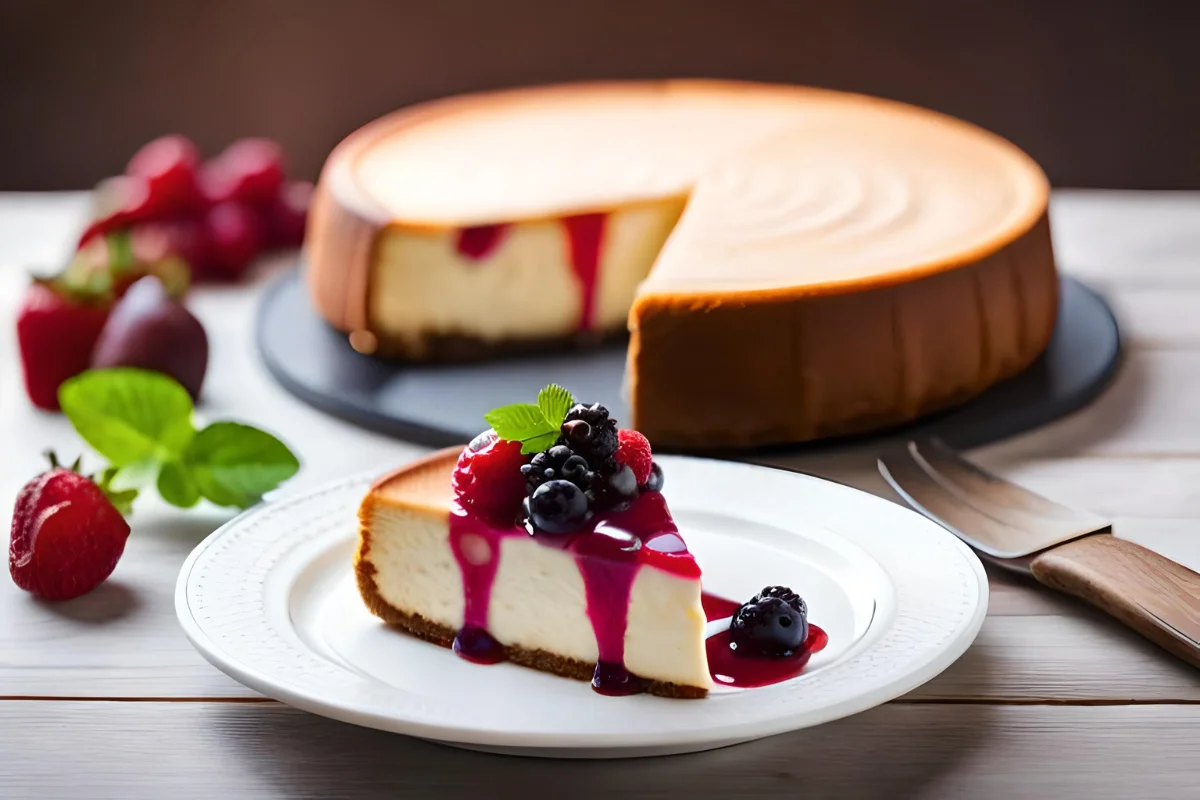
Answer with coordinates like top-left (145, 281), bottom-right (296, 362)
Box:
top-left (79, 134), bottom-right (312, 282)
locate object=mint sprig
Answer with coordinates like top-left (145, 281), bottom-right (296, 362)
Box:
top-left (58, 368), bottom-right (300, 511)
top-left (484, 383), bottom-right (575, 454)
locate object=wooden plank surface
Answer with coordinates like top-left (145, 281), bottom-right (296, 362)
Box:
top-left (1, 191), bottom-right (1199, 795)
top-left (2, 701), bottom-right (1199, 799)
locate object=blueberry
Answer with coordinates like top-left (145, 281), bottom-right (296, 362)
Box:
top-left (608, 463), bottom-right (638, 497)
top-left (642, 462), bottom-right (664, 493)
top-left (729, 593), bottom-right (809, 657)
top-left (560, 455), bottom-right (591, 485)
top-left (529, 479), bottom-right (589, 533)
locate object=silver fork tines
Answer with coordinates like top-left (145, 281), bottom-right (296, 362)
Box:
top-left (878, 439), bottom-right (1109, 560)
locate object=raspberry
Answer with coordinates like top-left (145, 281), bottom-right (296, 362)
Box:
top-left (452, 431), bottom-right (527, 519)
top-left (614, 429), bottom-right (653, 485)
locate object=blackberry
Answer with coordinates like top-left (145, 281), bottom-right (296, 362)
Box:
top-left (558, 403), bottom-right (619, 468)
top-left (520, 445), bottom-right (592, 494)
top-left (729, 586), bottom-right (809, 657)
top-left (751, 586), bottom-right (808, 618)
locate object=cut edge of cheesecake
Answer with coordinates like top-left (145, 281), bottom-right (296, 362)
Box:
top-left (355, 448), bottom-right (709, 699)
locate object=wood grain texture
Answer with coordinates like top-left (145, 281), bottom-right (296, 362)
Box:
top-left (3, 701), bottom-right (1200, 799)
top-left (1031, 534), bottom-right (1200, 668)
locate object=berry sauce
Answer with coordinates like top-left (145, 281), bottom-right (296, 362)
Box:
top-left (447, 490), bottom-right (696, 695)
top-left (561, 213), bottom-right (606, 331)
top-left (455, 223), bottom-right (509, 261)
top-left (447, 498), bottom-right (825, 694)
top-left (706, 624), bottom-right (829, 689)
top-left (701, 592), bottom-right (743, 622)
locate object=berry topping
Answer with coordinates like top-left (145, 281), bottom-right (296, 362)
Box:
top-left (9, 454), bottom-right (134, 601)
top-left (643, 462), bottom-right (665, 493)
top-left (452, 432), bottom-right (528, 519)
top-left (528, 479), bottom-right (590, 533)
top-left (521, 444), bottom-right (592, 493)
top-left (615, 429), bottom-right (653, 485)
top-left (729, 586), bottom-right (809, 657)
top-left (559, 403), bottom-right (619, 467)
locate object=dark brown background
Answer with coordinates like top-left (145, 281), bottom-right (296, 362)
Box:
top-left (2, 0), bottom-right (1198, 190)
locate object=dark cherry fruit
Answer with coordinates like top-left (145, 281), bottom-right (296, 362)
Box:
top-left (529, 479), bottom-right (590, 533)
top-left (729, 586), bottom-right (809, 657)
top-left (90, 275), bottom-right (208, 400)
top-left (642, 462), bottom-right (665, 493)
top-left (559, 403), bottom-right (619, 466)
top-left (521, 445), bottom-right (592, 493)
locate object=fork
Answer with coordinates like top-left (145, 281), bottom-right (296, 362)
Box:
top-left (878, 438), bottom-right (1200, 669)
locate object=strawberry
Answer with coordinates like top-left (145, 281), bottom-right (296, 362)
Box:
top-left (125, 134), bottom-right (203, 214)
top-left (200, 138), bottom-right (286, 207)
top-left (615, 429), bottom-right (653, 485)
top-left (77, 176), bottom-right (162, 248)
top-left (16, 281), bottom-right (111, 411)
top-left (9, 455), bottom-right (134, 602)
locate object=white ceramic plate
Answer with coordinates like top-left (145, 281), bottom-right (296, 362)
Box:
top-left (176, 455), bottom-right (987, 758)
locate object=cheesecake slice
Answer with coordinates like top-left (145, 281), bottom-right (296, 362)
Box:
top-left (356, 447), bottom-right (711, 698)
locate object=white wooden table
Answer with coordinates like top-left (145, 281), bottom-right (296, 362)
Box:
top-left (1, 192), bottom-right (1198, 798)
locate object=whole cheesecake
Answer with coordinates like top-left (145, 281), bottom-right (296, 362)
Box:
top-left (307, 80), bottom-right (1057, 448)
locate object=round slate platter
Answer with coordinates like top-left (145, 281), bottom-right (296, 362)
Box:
top-left (257, 269), bottom-right (1121, 455)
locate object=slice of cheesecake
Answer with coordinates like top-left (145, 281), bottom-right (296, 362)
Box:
top-left (356, 447), bottom-right (711, 698)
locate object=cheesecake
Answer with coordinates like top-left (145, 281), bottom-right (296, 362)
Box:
top-left (356, 390), bottom-right (711, 697)
top-left (307, 80), bottom-right (1058, 448)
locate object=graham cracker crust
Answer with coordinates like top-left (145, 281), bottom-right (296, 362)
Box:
top-left (354, 540), bottom-right (707, 700)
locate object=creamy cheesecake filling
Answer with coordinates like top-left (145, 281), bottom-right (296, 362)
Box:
top-left (366, 198), bottom-right (686, 354)
top-left (364, 492), bottom-right (711, 694)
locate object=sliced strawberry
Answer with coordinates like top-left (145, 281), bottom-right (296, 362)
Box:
top-left (9, 456), bottom-right (132, 601)
top-left (16, 282), bottom-right (111, 411)
top-left (615, 429), bottom-right (653, 485)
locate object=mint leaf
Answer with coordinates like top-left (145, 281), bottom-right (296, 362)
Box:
top-left (157, 460), bottom-right (200, 508)
top-left (483, 403), bottom-right (554, 443)
top-left (59, 368), bottom-right (195, 466)
top-left (184, 422), bottom-right (300, 509)
top-left (537, 384), bottom-right (575, 430)
top-left (520, 431), bottom-right (559, 455)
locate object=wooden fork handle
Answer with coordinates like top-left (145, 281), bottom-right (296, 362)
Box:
top-left (1030, 533), bottom-right (1200, 669)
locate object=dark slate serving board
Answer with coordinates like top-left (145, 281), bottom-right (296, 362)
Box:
top-left (257, 268), bottom-right (1121, 455)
